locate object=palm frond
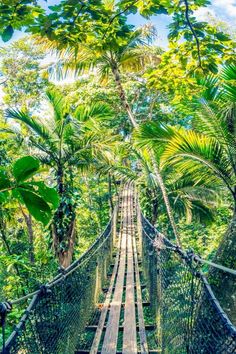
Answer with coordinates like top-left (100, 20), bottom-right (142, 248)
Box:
top-left (45, 89), bottom-right (71, 140)
top-left (221, 64), bottom-right (236, 81)
top-left (73, 102), bottom-right (113, 123)
top-left (134, 121), bottom-right (176, 153)
top-left (46, 90), bottom-right (68, 121)
top-left (120, 45), bottom-right (161, 73)
top-left (193, 100), bottom-right (235, 148)
top-left (162, 128), bottom-right (234, 195)
top-left (185, 200), bottom-right (215, 225)
top-left (199, 74), bottom-right (219, 101)
top-left (5, 109), bottom-right (52, 141)
top-left (46, 45), bottom-right (98, 80)
top-left (212, 65), bottom-right (236, 114)
top-left (97, 162), bottom-right (137, 182)
top-left (34, 153), bottom-right (54, 166)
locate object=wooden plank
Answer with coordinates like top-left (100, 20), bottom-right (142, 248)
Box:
top-left (123, 191), bottom-right (137, 354)
top-left (90, 252), bottom-right (120, 354)
top-left (97, 301), bottom-right (150, 308)
top-left (87, 324), bottom-right (155, 331)
top-left (90, 226), bottom-right (122, 352)
top-left (90, 189), bottom-right (125, 354)
top-left (132, 197), bottom-right (149, 354)
top-left (101, 188), bottom-right (127, 354)
top-left (107, 269), bottom-right (143, 277)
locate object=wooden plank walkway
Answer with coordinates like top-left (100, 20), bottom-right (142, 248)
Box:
top-left (87, 183), bottom-right (148, 354)
top-left (123, 188), bottom-right (137, 354)
top-left (90, 192), bottom-right (124, 354)
top-left (101, 187), bottom-right (127, 354)
top-left (132, 198), bottom-right (148, 354)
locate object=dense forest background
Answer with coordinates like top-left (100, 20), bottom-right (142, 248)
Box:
top-left (0, 0), bottom-right (235, 340)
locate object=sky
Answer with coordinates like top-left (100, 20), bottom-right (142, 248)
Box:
top-left (0, 0), bottom-right (235, 48)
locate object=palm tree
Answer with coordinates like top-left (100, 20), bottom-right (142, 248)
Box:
top-left (140, 172), bottom-right (218, 228)
top-left (44, 24), bottom-right (160, 125)
top-left (38, 17), bottom-right (183, 245)
top-left (133, 145), bottom-right (218, 227)
top-left (6, 89), bottom-right (115, 267)
top-left (135, 64), bottom-right (236, 322)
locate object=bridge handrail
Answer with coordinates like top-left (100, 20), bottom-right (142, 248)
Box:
top-left (1, 204), bottom-right (118, 353)
top-left (7, 215), bottom-right (113, 307)
top-left (140, 213), bottom-right (236, 339)
top-left (141, 213), bottom-right (236, 275)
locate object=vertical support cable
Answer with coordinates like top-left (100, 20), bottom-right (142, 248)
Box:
top-left (136, 200), bottom-right (143, 258)
top-left (112, 204), bottom-right (118, 247)
top-left (156, 245), bottom-right (163, 352)
top-left (148, 244), bottom-right (158, 314)
top-left (0, 302), bottom-right (12, 354)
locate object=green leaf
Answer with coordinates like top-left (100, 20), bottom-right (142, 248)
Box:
top-left (13, 156), bottom-right (40, 183)
top-left (0, 168), bottom-right (11, 191)
top-left (0, 191), bottom-right (9, 203)
top-left (17, 188), bottom-right (52, 225)
top-left (208, 63), bottom-right (218, 74)
top-left (2, 25), bottom-right (14, 42)
top-left (215, 32), bottom-right (230, 41)
top-left (184, 32), bottom-right (193, 41)
top-left (23, 181), bottom-right (59, 209)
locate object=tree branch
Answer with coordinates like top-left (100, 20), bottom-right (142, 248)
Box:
top-left (183, 0), bottom-right (202, 68)
top-left (102, 0), bottom-right (137, 40)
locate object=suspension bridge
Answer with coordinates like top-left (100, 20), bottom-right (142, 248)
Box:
top-left (1, 183), bottom-right (236, 353)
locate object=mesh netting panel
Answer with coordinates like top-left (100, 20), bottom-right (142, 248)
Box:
top-left (3, 221), bottom-right (113, 354)
top-left (191, 281), bottom-right (236, 353)
top-left (141, 215), bottom-right (236, 354)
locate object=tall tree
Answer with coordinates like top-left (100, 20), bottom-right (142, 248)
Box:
top-left (42, 18), bottom-right (183, 244)
top-left (0, 38), bottom-right (48, 109)
top-left (135, 64), bottom-right (236, 323)
top-left (6, 90), bottom-right (115, 267)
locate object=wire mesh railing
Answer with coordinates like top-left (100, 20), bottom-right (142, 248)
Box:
top-left (2, 190), bottom-right (236, 354)
top-left (0, 206), bottom-right (117, 354)
top-left (140, 213), bottom-right (236, 353)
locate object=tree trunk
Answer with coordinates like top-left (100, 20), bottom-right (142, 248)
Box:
top-left (112, 176), bottom-right (119, 197)
top-left (21, 210), bottom-right (35, 264)
top-left (97, 176), bottom-right (103, 232)
top-left (53, 165), bottom-right (77, 267)
top-left (209, 210), bottom-right (236, 324)
top-left (111, 64), bottom-right (138, 128)
top-left (53, 216), bottom-right (77, 268)
top-left (59, 217), bottom-right (77, 268)
top-left (150, 154), bottom-right (181, 247)
top-left (151, 194), bottom-right (158, 226)
top-left (57, 164), bottom-right (64, 195)
top-left (0, 222), bottom-right (12, 257)
top-left (108, 173), bottom-right (114, 215)
top-left (110, 62), bottom-right (181, 246)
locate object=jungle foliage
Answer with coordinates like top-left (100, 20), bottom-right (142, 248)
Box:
top-left (0, 0), bottom-right (236, 330)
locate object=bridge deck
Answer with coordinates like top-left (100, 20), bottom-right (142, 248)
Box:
top-left (88, 184), bottom-right (148, 354)
top-left (122, 188), bottom-right (137, 354)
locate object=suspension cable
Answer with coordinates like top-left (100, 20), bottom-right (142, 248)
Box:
top-left (10, 230), bottom-right (112, 306)
top-left (141, 213), bottom-right (236, 276)
top-left (6, 213), bottom-right (115, 306)
top-left (193, 255), bottom-right (236, 276)
top-left (11, 290), bottom-right (40, 306)
top-left (2, 187), bottom-right (124, 309)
